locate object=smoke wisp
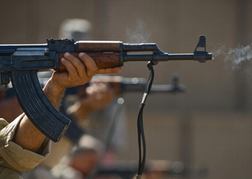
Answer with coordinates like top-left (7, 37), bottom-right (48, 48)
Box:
top-left (213, 43), bottom-right (252, 70)
top-left (125, 19), bottom-right (151, 43)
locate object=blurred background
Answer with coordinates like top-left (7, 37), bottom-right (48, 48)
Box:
top-left (1, 0), bottom-right (252, 179)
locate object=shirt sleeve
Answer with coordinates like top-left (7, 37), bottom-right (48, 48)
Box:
top-left (0, 114), bottom-right (51, 172)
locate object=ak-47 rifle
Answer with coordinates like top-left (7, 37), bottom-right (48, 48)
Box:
top-left (0, 35), bottom-right (212, 142)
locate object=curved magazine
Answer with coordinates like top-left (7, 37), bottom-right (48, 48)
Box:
top-left (11, 70), bottom-right (70, 142)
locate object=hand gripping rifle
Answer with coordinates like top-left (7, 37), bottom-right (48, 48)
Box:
top-left (0, 35), bottom-right (212, 142)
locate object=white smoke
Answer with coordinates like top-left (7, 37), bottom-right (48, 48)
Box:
top-left (212, 44), bottom-right (226, 57)
top-left (213, 43), bottom-right (252, 70)
top-left (125, 19), bottom-right (151, 43)
top-left (226, 44), bottom-right (252, 68)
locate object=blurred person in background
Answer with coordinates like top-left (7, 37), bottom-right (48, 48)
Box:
top-left (57, 17), bottom-right (128, 169)
top-left (51, 135), bottom-right (103, 179)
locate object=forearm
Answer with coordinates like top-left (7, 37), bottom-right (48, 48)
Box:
top-left (42, 76), bottom-right (65, 109)
top-left (12, 115), bottom-right (47, 153)
top-left (0, 114), bottom-right (50, 173)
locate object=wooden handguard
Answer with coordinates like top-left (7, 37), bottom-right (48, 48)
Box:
top-left (58, 52), bottom-right (121, 71)
top-left (58, 41), bottom-right (122, 71)
top-left (77, 41), bottom-right (122, 51)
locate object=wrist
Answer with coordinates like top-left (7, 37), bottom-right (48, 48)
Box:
top-left (43, 78), bottom-right (65, 109)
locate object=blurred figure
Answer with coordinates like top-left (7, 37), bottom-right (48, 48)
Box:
top-left (59, 17), bottom-right (128, 168)
top-left (59, 18), bottom-right (92, 40)
top-left (51, 135), bottom-right (103, 179)
top-left (76, 78), bottom-right (128, 166)
top-left (58, 17), bottom-right (128, 170)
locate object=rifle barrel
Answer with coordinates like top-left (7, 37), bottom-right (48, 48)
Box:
top-left (123, 52), bottom-right (212, 62)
